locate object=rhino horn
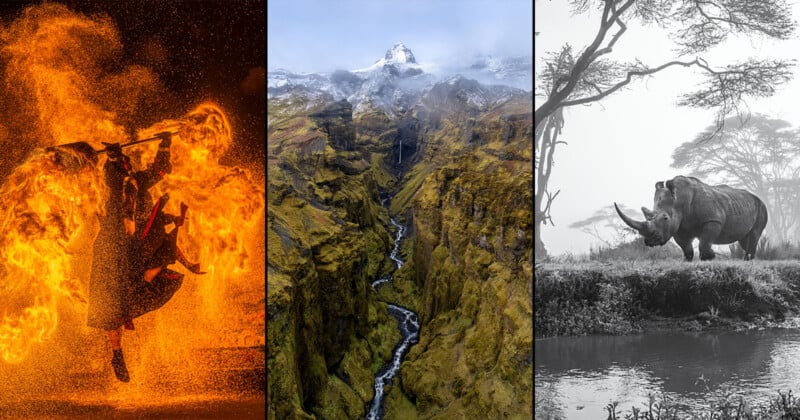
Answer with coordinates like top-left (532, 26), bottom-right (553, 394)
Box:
top-left (641, 206), bottom-right (656, 220)
top-left (615, 203), bottom-right (648, 233)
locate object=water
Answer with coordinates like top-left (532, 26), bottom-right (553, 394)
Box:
top-left (366, 202), bottom-right (419, 420)
top-left (370, 218), bottom-right (405, 290)
top-left (535, 329), bottom-right (800, 419)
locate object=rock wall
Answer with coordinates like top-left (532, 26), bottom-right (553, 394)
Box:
top-left (267, 98), bottom-right (399, 419)
top-left (387, 99), bottom-right (534, 419)
top-left (268, 82), bottom-right (533, 420)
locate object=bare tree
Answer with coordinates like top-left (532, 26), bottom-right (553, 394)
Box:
top-left (534, 107), bottom-right (563, 261)
top-left (535, 0), bottom-right (796, 135)
top-left (672, 115), bottom-right (800, 242)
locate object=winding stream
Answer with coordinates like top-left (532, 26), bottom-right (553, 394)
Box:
top-left (366, 202), bottom-right (419, 420)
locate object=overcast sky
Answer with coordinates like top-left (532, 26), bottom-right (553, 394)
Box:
top-left (267, 0), bottom-right (533, 73)
top-left (536, 0), bottom-right (800, 257)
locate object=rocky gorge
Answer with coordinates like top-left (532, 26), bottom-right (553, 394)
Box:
top-left (267, 44), bottom-right (532, 419)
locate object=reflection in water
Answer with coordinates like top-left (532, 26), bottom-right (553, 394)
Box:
top-left (535, 329), bottom-right (800, 419)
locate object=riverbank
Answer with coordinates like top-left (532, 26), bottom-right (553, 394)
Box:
top-left (535, 261), bottom-right (800, 338)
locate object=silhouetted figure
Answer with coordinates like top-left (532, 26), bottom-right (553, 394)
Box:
top-left (87, 132), bottom-right (203, 382)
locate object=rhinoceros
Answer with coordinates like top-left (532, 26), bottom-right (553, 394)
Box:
top-left (614, 176), bottom-right (768, 261)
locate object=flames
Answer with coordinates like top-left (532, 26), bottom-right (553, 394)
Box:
top-left (0, 101), bottom-right (265, 365)
top-left (131, 103), bottom-right (265, 344)
top-left (0, 145), bottom-right (105, 363)
top-left (0, 2), bottom-right (265, 370)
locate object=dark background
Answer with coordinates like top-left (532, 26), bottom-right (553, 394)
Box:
top-left (0, 0), bottom-right (266, 170)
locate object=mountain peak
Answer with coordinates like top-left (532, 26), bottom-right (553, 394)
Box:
top-left (353, 42), bottom-right (421, 73)
top-left (384, 42), bottom-right (416, 64)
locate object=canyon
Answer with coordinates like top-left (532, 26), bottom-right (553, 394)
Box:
top-left (267, 44), bottom-right (533, 419)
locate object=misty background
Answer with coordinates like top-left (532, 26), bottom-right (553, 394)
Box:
top-left (536, 0), bottom-right (800, 257)
top-left (267, 0), bottom-right (532, 81)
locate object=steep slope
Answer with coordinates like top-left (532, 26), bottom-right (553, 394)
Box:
top-left (267, 96), bottom-right (401, 419)
top-left (267, 43), bottom-right (533, 420)
top-left (383, 86), bottom-right (533, 419)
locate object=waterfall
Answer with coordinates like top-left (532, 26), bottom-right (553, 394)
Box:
top-left (398, 138), bottom-right (402, 164)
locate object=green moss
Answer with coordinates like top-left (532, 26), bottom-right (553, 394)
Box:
top-left (268, 95), bottom-right (401, 420)
top-left (399, 104), bottom-right (533, 419)
top-left (376, 270), bottom-right (422, 314)
top-left (383, 380), bottom-right (420, 420)
top-left (367, 301), bottom-right (402, 372)
top-left (270, 87), bottom-right (533, 420)
top-left (338, 338), bottom-right (374, 402)
top-left (391, 164), bottom-right (434, 217)
top-left (369, 152), bottom-right (397, 191)
top-left (313, 374), bottom-right (366, 420)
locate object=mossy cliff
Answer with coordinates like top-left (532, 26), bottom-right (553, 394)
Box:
top-left (267, 93), bottom-right (399, 419)
top-left (268, 80), bottom-right (533, 419)
top-left (386, 95), bottom-right (534, 419)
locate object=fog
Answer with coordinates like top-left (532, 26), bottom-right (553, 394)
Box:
top-left (267, 0), bottom-right (533, 74)
top-left (535, 0), bottom-right (800, 257)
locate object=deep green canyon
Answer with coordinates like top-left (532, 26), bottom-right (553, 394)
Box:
top-left (266, 60), bottom-right (533, 419)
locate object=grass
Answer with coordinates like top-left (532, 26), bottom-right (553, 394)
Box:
top-left (604, 390), bottom-right (800, 420)
top-left (570, 236), bottom-right (800, 263)
top-left (534, 260), bottom-right (800, 337)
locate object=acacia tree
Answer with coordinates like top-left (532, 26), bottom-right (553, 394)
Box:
top-left (534, 0), bottom-right (796, 258)
top-left (568, 204), bottom-right (638, 247)
top-left (535, 0), bottom-right (796, 133)
top-left (535, 46), bottom-right (635, 260)
top-left (672, 115), bottom-right (800, 243)
top-left (534, 107), bottom-right (563, 261)
top-left (535, 47), bottom-right (593, 260)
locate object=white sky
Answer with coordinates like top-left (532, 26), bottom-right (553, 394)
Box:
top-left (535, 0), bottom-right (800, 256)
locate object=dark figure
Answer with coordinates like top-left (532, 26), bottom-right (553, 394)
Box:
top-left (129, 132), bottom-right (204, 285)
top-left (87, 133), bottom-right (201, 382)
top-left (615, 175), bottom-right (768, 261)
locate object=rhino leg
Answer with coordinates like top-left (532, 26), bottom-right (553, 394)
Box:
top-left (740, 202), bottom-right (767, 260)
top-left (698, 222), bottom-right (722, 261)
top-left (739, 240), bottom-right (754, 261)
top-left (739, 231), bottom-right (761, 261)
top-left (674, 233), bottom-right (694, 261)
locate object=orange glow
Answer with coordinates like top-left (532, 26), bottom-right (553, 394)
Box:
top-left (0, 145), bottom-right (104, 364)
top-left (131, 103), bottom-right (265, 350)
top-left (0, 1), bottom-right (264, 377)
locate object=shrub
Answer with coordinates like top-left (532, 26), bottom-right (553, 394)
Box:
top-left (604, 390), bottom-right (800, 420)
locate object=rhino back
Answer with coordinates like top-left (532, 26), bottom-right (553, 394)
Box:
top-left (674, 176), bottom-right (763, 243)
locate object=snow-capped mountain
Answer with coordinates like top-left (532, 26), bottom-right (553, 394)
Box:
top-left (417, 75), bottom-right (526, 115)
top-left (268, 43), bottom-right (530, 117)
top-left (353, 42), bottom-right (422, 75)
top-left (460, 55), bottom-right (533, 91)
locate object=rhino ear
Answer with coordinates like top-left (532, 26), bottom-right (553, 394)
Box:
top-left (641, 206), bottom-right (656, 220)
top-left (666, 180), bottom-right (675, 194)
top-left (655, 181), bottom-right (665, 190)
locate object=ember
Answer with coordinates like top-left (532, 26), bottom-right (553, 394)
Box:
top-left (0, 1), bottom-right (264, 402)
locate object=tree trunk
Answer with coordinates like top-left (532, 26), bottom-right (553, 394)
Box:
top-left (534, 212), bottom-right (548, 262)
top-left (534, 109), bottom-right (564, 262)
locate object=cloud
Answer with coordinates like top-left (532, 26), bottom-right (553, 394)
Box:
top-left (267, 0), bottom-right (532, 73)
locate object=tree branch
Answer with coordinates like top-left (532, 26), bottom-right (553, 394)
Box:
top-left (560, 58), bottom-right (701, 107)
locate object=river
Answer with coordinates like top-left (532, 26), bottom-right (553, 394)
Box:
top-left (366, 202), bottom-right (419, 420)
top-left (535, 329), bottom-right (800, 419)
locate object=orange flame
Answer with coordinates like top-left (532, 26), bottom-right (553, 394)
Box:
top-left (0, 146), bottom-right (105, 363)
top-left (0, 3), bottom-right (265, 369)
top-left (131, 103), bottom-right (265, 347)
